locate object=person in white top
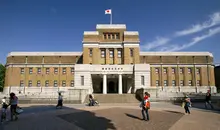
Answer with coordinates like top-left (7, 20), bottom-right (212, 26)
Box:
top-left (1, 97), bottom-right (9, 122)
top-left (56, 92), bottom-right (63, 109)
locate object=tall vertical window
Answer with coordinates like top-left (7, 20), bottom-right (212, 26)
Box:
top-left (112, 34), bottom-right (115, 39)
top-left (196, 80), bottom-right (200, 86)
top-left (45, 80), bottom-right (49, 87)
top-left (20, 68), bottom-right (24, 74)
top-left (104, 34), bottom-right (107, 39)
top-left (62, 80), bottom-right (66, 87)
top-left (62, 68), bottom-right (66, 74)
top-left (130, 48), bottom-right (134, 57)
top-left (180, 68), bottom-right (184, 74)
top-left (196, 68), bottom-right (200, 74)
top-left (163, 68), bottom-right (167, 74)
top-left (188, 68), bottom-right (192, 74)
top-left (46, 68), bottom-right (50, 74)
top-left (108, 34), bottom-right (111, 39)
top-left (172, 80), bottom-right (176, 86)
top-left (54, 68), bottom-right (58, 74)
top-left (81, 76), bottom-right (84, 86)
top-left (71, 67), bottom-right (74, 74)
top-left (37, 80), bottom-right (41, 87)
top-left (117, 49), bottom-right (121, 58)
top-left (20, 80), bottom-right (24, 87)
top-left (29, 68), bottom-right (33, 74)
top-left (141, 76), bottom-right (145, 86)
top-left (188, 80), bottom-right (192, 86)
top-left (164, 80), bottom-right (168, 86)
top-left (180, 80), bottom-right (184, 86)
top-left (172, 68), bottom-right (175, 74)
top-left (156, 80), bottom-right (159, 86)
top-left (37, 68), bottom-right (41, 74)
top-left (54, 80), bottom-right (58, 87)
top-left (101, 50), bottom-right (105, 58)
top-left (116, 33), bottom-right (119, 39)
top-left (28, 80), bottom-right (32, 87)
top-left (109, 50), bottom-right (114, 58)
top-left (71, 80), bottom-right (74, 87)
top-left (155, 68), bottom-right (159, 74)
top-left (89, 48), bottom-right (93, 57)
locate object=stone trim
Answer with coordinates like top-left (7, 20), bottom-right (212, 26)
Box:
top-left (124, 31), bottom-right (139, 35)
top-left (96, 24), bottom-right (126, 29)
top-left (8, 52), bottom-right (82, 57)
top-left (140, 52), bottom-right (213, 57)
top-left (83, 31), bottom-right (99, 35)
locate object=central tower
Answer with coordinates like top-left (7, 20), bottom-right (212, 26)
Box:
top-left (82, 24), bottom-right (140, 65)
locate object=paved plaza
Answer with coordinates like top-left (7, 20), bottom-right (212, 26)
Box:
top-left (1, 102), bottom-right (220, 130)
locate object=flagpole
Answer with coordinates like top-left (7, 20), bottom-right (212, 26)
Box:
top-left (110, 9), bottom-right (112, 24)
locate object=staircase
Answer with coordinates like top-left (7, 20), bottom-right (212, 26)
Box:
top-left (84, 94), bottom-right (140, 103)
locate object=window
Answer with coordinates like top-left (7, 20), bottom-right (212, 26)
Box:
top-left (188, 80), bottom-right (192, 86)
top-left (45, 80), bottom-right (49, 87)
top-left (89, 48), bottom-right (93, 57)
top-left (37, 68), bottom-right (41, 74)
top-left (196, 80), bottom-right (200, 86)
top-left (29, 68), bottom-right (33, 74)
top-left (28, 80), bottom-right (32, 87)
top-left (130, 48), bottom-right (133, 57)
top-left (156, 80), bottom-right (159, 86)
top-left (71, 80), bottom-right (74, 87)
top-left (112, 34), bottom-right (115, 39)
top-left (46, 68), bottom-right (50, 74)
top-left (101, 50), bottom-right (105, 58)
top-left (172, 68), bottom-right (175, 74)
top-left (109, 50), bottom-right (114, 58)
top-left (180, 80), bottom-right (184, 86)
top-left (62, 68), bottom-right (66, 74)
top-left (37, 80), bottom-right (41, 87)
top-left (20, 68), bottom-right (24, 74)
top-left (81, 76), bottom-right (84, 86)
top-left (54, 68), bottom-right (58, 74)
top-left (54, 80), bottom-right (58, 87)
top-left (155, 68), bottom-right (159, 74)
top-left (117, 49), bottom-right (121, 58)
top-left (196, 68), bottom-right (200, 74)
top-left (62, 80), bottom-right (66, 87)
top-left (141, 76), bottom-right (145, 86)
top-left (71, 67), bottom-right (74, 74)
top-left (163, 68), bottom-right (167, 74)
top-left (172, 80), bottom-right (176, 86)
top-left (20, 80), bottom-right (24, 87)
top-left (116, 33), bottom-right (119, 39)
top-left (180, 68), bottom-right (184, 74)
top-left (108, 34), bottom-right (111, 39)
top-left (104, 34), bottom-right (107, 39)
top-left (164, 80), bottom-right (168, 86)
top-left (188, 68), bottom-right (192, 74)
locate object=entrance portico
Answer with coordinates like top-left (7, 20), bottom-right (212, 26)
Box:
top-left (102, 74), bottom-right (123, 94)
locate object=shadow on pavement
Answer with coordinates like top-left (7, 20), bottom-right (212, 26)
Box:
top-left (125, 113), bottom-right (142, 120)
top-left (0, 104), bottom-right (116, 130)
top-left (164, 110), bottom-right (184, 114)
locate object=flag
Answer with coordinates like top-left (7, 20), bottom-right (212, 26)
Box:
top-left (105, 9), bottom-right (112, 14)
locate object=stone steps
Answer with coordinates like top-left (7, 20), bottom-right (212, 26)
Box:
top-left (84, 94), bottom-right (140, 103)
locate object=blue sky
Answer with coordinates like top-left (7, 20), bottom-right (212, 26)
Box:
top-left (0, 0), bottom-right (220, 64)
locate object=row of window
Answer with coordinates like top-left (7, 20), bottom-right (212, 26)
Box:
top-left (103, 33), bottom-right (120, 40)
top-left (89, 48), bottom-right (134, 58)
top-left (20, 80), bottom-right (75, 87)
top-left (155, 80), bottom-right (201, 86)
top-left (155, 67), bottom-right (200, 74)
top-left (20, 67), bottom-right (75, 74)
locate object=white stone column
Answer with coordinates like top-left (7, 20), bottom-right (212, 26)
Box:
top-left (103, 74), bottom-right (107, 94)
top-left (118, 74), bottom-right (123, 94)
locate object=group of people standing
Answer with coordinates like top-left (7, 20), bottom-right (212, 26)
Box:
top-left (1, 92), bottom-right (19, 122)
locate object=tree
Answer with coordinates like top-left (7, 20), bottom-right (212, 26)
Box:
top-left (0, 64), bottom-right (6, 92)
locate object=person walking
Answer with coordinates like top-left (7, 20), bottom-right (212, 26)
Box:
top-left (9, 93), bottom-right (18, 121)
top-left (183, 95), bottom-right (191, 115)
top-left (1, 97), bottom-right (9, 122)
top-left (56, 92), bottom-right (63, 109)
top-left (140, 92), bottom-right (150, 121)
top-left (205, 90), bottom-right (214, 109)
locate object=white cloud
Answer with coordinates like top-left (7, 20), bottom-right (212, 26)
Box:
top-left (142, 37), bottom-right (170, 50)
top-left (159, 27), bottom-right (220, 52)
top-left (175, 12), bottom-right (220, 36)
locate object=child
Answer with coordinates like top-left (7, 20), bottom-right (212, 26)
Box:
top-left (1, 97), bottom-right (9, 122)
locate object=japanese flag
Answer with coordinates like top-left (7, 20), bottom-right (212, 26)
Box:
top-left (105, 9), bottom-right (112, 14)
